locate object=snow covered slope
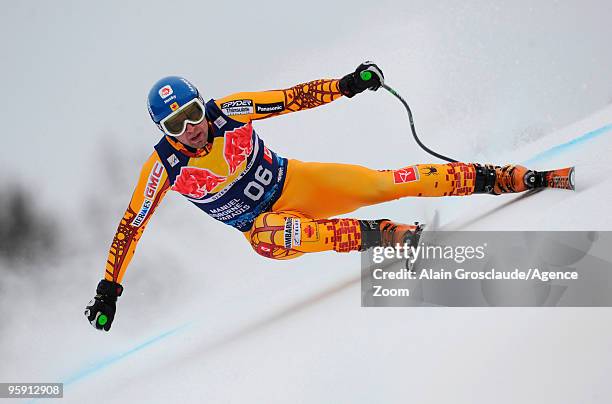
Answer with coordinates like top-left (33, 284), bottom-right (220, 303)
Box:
top-left (448, 104), bottom-right (612, 231)
top-left (39, 104), bottom-right (612, 404)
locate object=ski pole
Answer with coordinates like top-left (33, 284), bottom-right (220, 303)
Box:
top-left (376, 79), bottom-right (458, 163)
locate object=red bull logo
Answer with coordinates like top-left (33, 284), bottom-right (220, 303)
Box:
top-left (393, 166), bottom-right (420, 184)
top-left (224, 123), bottom-right (254, 174)
top-left (171, 166), bottom-right (226, 199)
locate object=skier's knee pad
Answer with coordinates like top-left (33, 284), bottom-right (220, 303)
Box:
top-left (247, 212), bottom-right (305, 260)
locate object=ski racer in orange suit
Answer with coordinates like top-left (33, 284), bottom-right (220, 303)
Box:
top-left (85, 62), bottom-right (539, 331)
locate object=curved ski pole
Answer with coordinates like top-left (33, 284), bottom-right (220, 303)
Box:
top-left (382, 83), bottom-right (458, 163)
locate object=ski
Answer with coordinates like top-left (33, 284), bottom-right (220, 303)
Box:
top-left (529, 166), bottom-right (575, 190)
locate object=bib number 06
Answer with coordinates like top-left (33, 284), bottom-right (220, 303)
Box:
top-left (244, 166), bottom-right (273, 201)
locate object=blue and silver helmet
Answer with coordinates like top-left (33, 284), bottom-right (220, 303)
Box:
top-left (147, 76), bottom-right (203, 130)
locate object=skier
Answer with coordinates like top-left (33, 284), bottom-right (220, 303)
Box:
top-left (85, 62), bottom-right (553, 331)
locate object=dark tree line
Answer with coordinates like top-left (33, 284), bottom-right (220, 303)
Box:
top-left (0, 185), bottom-right (57, 265)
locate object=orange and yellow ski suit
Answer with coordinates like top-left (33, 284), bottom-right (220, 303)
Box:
top-left (104, 78), bottom-right (477, 283)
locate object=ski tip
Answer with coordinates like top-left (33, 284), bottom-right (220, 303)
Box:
top-left (540, 166), bottom-right (575, 190)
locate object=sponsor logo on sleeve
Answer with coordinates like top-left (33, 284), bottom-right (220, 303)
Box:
top-left (131, 200), bottom-right (153, 228)
top-left (221, 99), bottom-right (253, 116)
top-left (255, 102), bottom-right (285, 114)
top-left (132, 162), bottom-right (165, 227)
top-left (159, 85), bottom-right (173, 99)
top-left (393, 166), bottom-right (420, 184)
top-left (144, 162), bottom-right (164, 198)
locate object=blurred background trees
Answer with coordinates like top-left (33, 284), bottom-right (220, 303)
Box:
top-left (0, 184), bottom-right (58, 266)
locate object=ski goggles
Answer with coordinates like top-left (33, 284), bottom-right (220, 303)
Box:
top-left (159, 98), bottom-right (206, 137)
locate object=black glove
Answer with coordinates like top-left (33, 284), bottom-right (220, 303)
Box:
top-left (84, 279), bottom-right (123, 332)
top-left (339, 61), bottom-right (385, 98)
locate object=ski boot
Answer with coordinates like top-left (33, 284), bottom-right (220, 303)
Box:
top-left (359, 220), bottom-right (425, 272)
top-left (360, 220), bottom-right (425, 249)
top-left (381, 220), bottom-right (425, 272)
top-left (473, 164), bottom-right (575, 194)
top-left (379, 220), bottom-right (425, 248)
top-left (474, 164), bottom-right (530, 194)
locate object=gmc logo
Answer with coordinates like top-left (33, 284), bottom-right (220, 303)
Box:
top-left (145, 162), bottom-right (164, 198)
